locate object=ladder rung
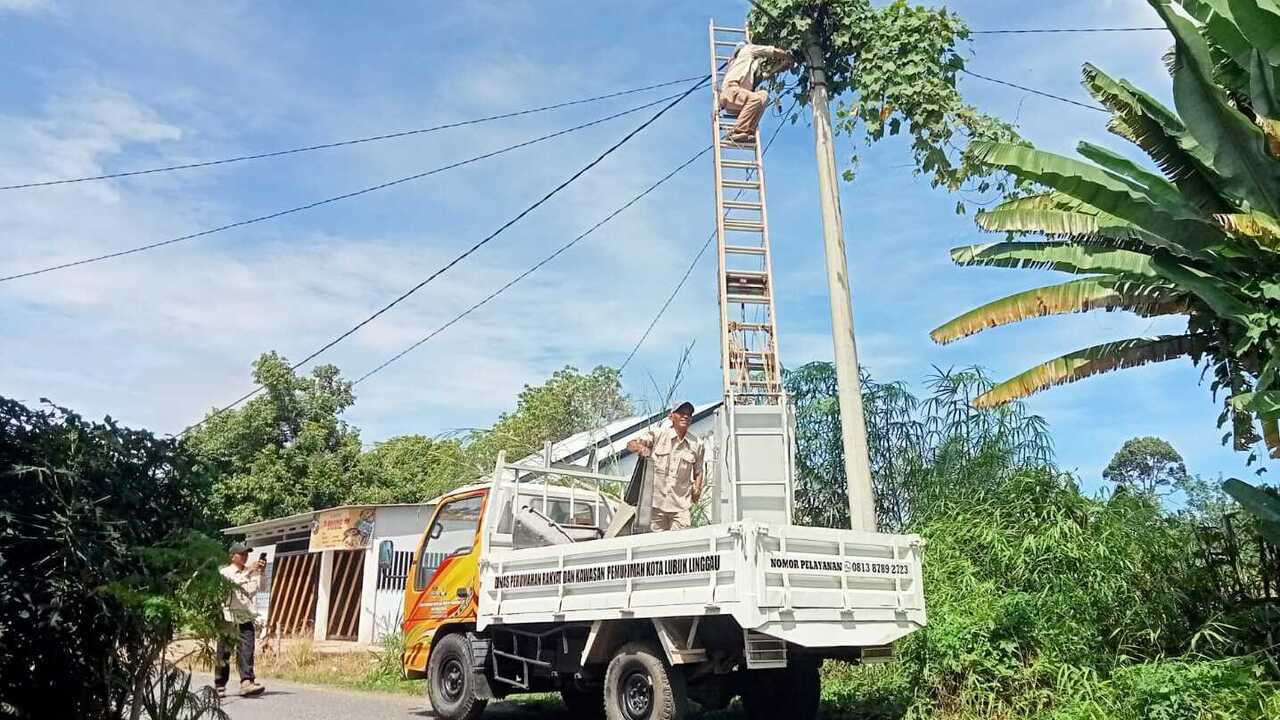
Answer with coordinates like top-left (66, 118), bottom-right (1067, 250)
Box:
top-left (729, 322), bottom-right (773, 332)
top-left (719, 140), bottom-right (757, 151)
top-left (723, 245), bottom-right (766, 255)
top-left (713, 26), bottom-right (747, 34)
top-left (726, 294), bottom-right (771, 304)
top-left (721, 180), bottom-right (760, 189)
top-left (714, 40), bottom-right (740, 47)
top-left (726, 270), bottom-right (768, 280)
top-left (723, 200), bottom-right (762, 210)
top-left (721, 160), bottom-right (759, 169)
top-left (715, 56), bottom-right (732, 64)
top-left (724, 220), bottom-right (765, 232)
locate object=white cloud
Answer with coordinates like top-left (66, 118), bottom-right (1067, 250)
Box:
top-left (0, 0), bottom-right (55, 14)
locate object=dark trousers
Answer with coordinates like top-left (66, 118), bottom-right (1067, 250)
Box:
top-left (214, 621), bottom-right (256, 687)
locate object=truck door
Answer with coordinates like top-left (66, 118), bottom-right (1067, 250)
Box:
top-left (402, 491), bottom-right (486, 674)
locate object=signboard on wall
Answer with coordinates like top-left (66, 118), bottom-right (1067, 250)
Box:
top-left (310, 507), bottom-right (376, 551)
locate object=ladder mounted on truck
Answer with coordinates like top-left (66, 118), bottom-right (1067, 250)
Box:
top-left (707, 20), bottom-right (796, 527)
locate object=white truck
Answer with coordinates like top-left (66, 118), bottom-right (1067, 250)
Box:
top-left (395, 19), bottom-right (926, 720)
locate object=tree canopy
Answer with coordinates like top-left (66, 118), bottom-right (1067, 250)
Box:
top-left (1103, 436), bottom-right (1190, 496)
top-left (0, 397), bottom-right (226, 719)
top-left (748, 0), bottom-right (1019, 200)
top-left (186, 352), bottom-right (365, 526)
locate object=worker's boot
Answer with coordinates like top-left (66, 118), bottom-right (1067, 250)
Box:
top-left (728, 132), bottom-right (756, 144)
top-left (240, 679), bottom-right (266, 697)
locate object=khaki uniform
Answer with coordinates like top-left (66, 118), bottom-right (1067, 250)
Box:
top-left (220, 563), bottom-right (263, 624)
top-left (635, 426), bottom-right (705, 531)
top-left (719, 43), bottom-right (790, 138)
top-left (216, 562), bottom-right (265, 690)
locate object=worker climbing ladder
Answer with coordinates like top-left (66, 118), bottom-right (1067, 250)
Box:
top-left (707, 20), bottom-right (795, 527)
top-left (708, 21), bottom-right (784, 407)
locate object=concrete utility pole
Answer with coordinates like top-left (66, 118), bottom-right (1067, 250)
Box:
top-left (804, 40), bottom-right (876, 532)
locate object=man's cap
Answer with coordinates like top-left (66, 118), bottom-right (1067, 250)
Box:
top-left (229, 541), bottom-right (252, 555)
top-left (672, 401), bottom-right (695, 416)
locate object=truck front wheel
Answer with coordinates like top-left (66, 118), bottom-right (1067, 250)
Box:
top-left (740, 658), bottom-right (820, 720)
top-left (427, 633), bottom-right (487, 720)
top-left (604, 641), bottom-right (688, 720)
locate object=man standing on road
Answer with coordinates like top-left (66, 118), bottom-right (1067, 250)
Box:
top-left (215, 542), bottom-right (266, 698)
top-left (626, 401), bottom-right (706, 531)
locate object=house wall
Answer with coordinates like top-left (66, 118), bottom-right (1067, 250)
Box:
top-left (361, 504), bottom-right (438, 644)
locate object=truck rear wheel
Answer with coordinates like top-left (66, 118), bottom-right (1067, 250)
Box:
top-left (604, 641), bottom-right (688, 720)
top-left (740, 658), bottom-right (820, 720)
top-left (427, 633), bottom-right (487, 720)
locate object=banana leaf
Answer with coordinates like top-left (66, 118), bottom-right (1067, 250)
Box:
top-left (931, 277), bottom-right (1188, 344)
top-left (975, 334), bottom-right (1201, 408)
top-left (1222, 477), bottom-right (1280, 545)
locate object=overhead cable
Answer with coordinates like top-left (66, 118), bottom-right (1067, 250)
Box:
top-left (960, 68), bottom-right (1108, 113)
top-left (180, 75), bottom-right (709, 435)
top-left (1, 93), bottom-right (684, 283)
top-left (972, 26), bottom-right (1165, 34)
top-left (352, 146), bottom-right (712, 386)
top-left (0, 75), bottom-right (705, 191)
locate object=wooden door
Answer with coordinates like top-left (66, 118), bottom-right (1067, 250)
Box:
top-left (326, 550), bottom-right (365, 641)
top-left (266, 553), bottom-right (320, 637)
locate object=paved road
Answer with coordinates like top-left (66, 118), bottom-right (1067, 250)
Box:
top-left (191, 674), bottom-right (571, 720)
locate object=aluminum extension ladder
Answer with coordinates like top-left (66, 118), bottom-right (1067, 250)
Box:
top-left (707, 20), bottom-right (796, 530)
top-left (708, 20), bottom-right (784, 407)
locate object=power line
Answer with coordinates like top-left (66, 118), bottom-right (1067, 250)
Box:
top-left (620, 102), bottom-right (793, 373)
top-left (972, 26), bottom-right (1165, 34)
top-left (960, 68), bottom-right (1107, 113)
top-left (352, 145), bottom-right (712, 386)
top-left (0, 75), bottom-right (706, 192)
top-left (181, 75), bottom-right (709, 436)
top-left (1, 93), bottom-right (684, 284)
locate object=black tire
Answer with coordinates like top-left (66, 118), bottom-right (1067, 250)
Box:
top-left (604, 641), bottom-right (688, 720)
top-left (427, 632), bottom-right (488, 720)
top-left (561, 685), bottom-right (605, 720)
top-left (740, 658), bottom-right (820, 720)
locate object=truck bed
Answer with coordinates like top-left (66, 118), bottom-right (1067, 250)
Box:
top-left (478, 520), bottom-right (925, 649)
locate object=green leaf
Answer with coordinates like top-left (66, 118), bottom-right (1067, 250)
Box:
top-left (1223, 477), bottom-right (1280, 545)
top-left (975, 335), bottom-right (1202, 408)
top-left (949, 241), bottom-right (1158, 276)
top-left (931, 277), bottom-right (1188, 345)
top-left (972, 141), bottom-right (1224, 259)
top-left (1154, 0), bottom-right (1280, 216)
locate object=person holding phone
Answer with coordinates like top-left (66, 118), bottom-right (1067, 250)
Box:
top-left (215, 542), bottom-right (267, 698)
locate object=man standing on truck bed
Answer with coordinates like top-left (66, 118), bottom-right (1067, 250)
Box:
top-left (626, 401), bottom-right (705, 531)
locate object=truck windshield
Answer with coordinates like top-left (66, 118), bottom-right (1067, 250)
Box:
top-left (413, 493), bottom-right (483, 591)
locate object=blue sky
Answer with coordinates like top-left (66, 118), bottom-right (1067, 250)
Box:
top-left (0, 0), bottom-right (1267, 490)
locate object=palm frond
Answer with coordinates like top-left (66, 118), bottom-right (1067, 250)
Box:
top-left (931, 277), bottom-right (1189, 345)
top-left (1155, 0), bottom-right (1280, 217)
top-left (974, 335), bottom-right (1201, 408)
top-left (972, 141), bottom-right (1225, 259)
top-left (949, 241), bottom-right (1158, 276)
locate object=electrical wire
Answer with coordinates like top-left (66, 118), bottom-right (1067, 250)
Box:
top-left (180, 75), bottom-right (709, 436)
top-left (351, 145), bottom-right (712, 386)
top-left (1, 92), bottom-right (684, 284)
top-left (620, 102), bottom-right (793, 373)
top-left (960, 68), bottom-right (1108, 113)
top-left (0, 75), bottom-right (706, 191)
top-left (972, 26), bottom-right (1165, 34)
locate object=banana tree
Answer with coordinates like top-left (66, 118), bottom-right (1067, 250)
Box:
top-left (931, 0), bottom-right (1280, 459)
